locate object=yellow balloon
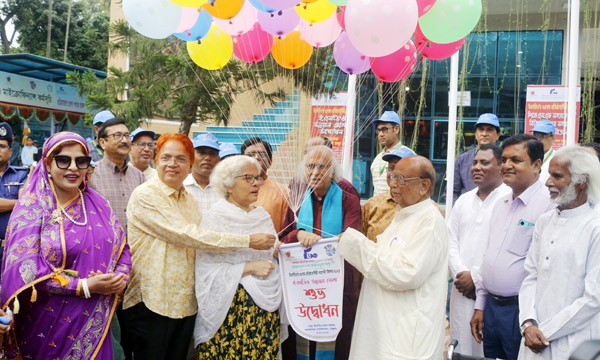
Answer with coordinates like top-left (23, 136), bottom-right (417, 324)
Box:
top-left (271, 30), bottom-right (313, 70)
top-left (202, 0), bottom-right (244, 20)
top-left (295, 0), bottom-right (337, 24)
top-left (187, 24), bottom-right (233, 70)
top-left (170, 0), bottom-right (207, 7)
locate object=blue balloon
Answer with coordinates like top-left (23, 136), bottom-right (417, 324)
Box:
top-left (174, 10), bottom-right (213, 42)
top-left (248, 0), bottom-right (276, 13)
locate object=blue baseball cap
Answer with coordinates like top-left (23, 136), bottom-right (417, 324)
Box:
top-left (382, 147), bottom-right (416, 162)
top-left (475, 113), bottom-right (500, 129)
top-left (130, 127), bottom-right (156, 142)
top-left (373, 111), bottom-right (401, 127)
top-left (219, 143), bottom-right (240, 158)
top-left (93, 110), bottom-right (115, 125)
top-left (531, 119), bottom-right (555, 135)
top-left (192, 133), bottom-right (220, 151)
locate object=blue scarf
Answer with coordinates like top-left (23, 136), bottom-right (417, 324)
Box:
top-left (297, 182), bottom-right (343, 238)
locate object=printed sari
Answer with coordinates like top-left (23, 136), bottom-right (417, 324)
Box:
top-left (1, 132), bottom-right (131, 360)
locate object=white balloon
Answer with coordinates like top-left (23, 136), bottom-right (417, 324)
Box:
top-left (123, 0), bottom-right (182, 39)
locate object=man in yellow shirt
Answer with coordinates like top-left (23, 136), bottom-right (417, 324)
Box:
top-left (123, 133), bottom-right (275, 360)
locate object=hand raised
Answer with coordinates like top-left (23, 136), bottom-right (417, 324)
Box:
top-left (249, 234), bottom-right (276, 250)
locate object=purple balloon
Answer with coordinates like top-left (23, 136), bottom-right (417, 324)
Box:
top-left (257, 8), bottom-right (300, 37)
top-left (254, 0), bottom-right (299, 10)
top-left (333, 32), bottom-right (370, 75)
top-left (174, 9), bottom-right (213, 42)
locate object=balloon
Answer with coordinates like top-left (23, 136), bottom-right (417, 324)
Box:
top-left (248, 0), bottom-right (276, 12)
top-left (187, 23), bottom-right (233, 70)
top-left (271, 30), bottom-right (314, 69)
top-left (233, 23), bottom-right (274, 63)
top-left (175, 7), bottom-right (201, 33)
top-left (369, 40), bottom-right (417, 82)
top-left (298, 16), bottom-right (341, 48)
top-left (345, 0), bottom-right (418, 57)
top-left (336, 6), bottom-right (346, 30)
top-left (170, 0), bottom-right (207, 7)
top-left (203, 0), bottom-right (244, 20)
top-left (329, 0), bottom-right (348, 4)
top-left (295, 0), bottom-right (337, 23)
top-left (123, 0), bottom-right (182, 39)
top-left (417, 0), bottom-right (436, 17)
top-left (419, 0), bottom-right (482, 44)
top-left (255, 0), bottom-right (299, 9)
top-left (257, 8), bottom-right (300, 37)
top-left (174, 10), bottom-right (213, 41)
top-left (214, 0), bottom-right (257, 35)
top-left (333, 32), bottom-right (370, 75)
top-left (414, 25), bottom-right (464, 60)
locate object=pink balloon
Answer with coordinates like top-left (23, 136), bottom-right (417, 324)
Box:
top-left (336, 6), bottom-right (346, 31)
top-left (369, 40), bottom-right (417, 82)
top-left (414, 25), bottom-right (464, 60)
top-left (254, 0), bottom-right (299, 9)
top-left (175, 7), bottom-right (201, 33)
top-left (233, 23), bottom-right (274, 63)
top-left (257, 8), bottom-right (300, 37)
top-left (333, 31), bottom-right (370, 75)
top-left (345, 0), bottom-right (418, 57)
top-left (417, 0), bottom-right (436, 17)
top-left (214, 0), bottom-right (258, 35)
top-left (299, 16), bottom-right (341, 48)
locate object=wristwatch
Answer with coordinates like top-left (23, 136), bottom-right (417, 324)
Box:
top-left (520, 320), bottom-right (535, 335)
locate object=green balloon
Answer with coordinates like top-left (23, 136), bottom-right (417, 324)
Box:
top-left (329, 0), bottom-right (348, 5)
top-left (419, 0), bottom-right (482, 44)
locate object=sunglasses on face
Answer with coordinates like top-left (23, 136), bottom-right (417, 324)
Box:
top-left (53, 155), bottom-right (92, 170)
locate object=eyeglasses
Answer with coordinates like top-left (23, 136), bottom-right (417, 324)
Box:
top-left (158, 155), bottom-right (189, 165)
top-left (532, 132), bottom-right (552, 140)
top-left (245, 151), bottom-right (269, 158)
top-left (387, 173), bottom-right (423, 185)
top-left (134, 142), bottom-right (156, 149)
top-left (0, 144), bottom-right (9, 150)
top-left (105, 132), bottom-right (131, 142)
top-left (305, 163), bottom-right (329, 171)
top-left (375, 126), bottom-right (393, 134)
top-left (54, 155), bottom-right (92, 170)
top-left (235, 174), bottom-right (264, 185)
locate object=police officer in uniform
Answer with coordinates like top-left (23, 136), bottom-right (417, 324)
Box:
top-left (0, 122), bottom-right (29, 262)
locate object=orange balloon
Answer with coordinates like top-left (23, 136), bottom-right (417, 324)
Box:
top-left (202, 0), bottom-right (244, 20)
top-left (271, 30), bottom-right (313, 69)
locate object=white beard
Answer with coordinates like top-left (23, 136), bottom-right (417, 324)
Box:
top-left (549, 181), bottom-right (578, 208)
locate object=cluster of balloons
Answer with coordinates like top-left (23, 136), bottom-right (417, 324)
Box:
top-left (122, 0), bottom-right (481, 82)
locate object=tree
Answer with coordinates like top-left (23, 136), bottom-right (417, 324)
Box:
top-left (0, 0), bottom-right (43, 53)
top-left (13, 0), bottom-right (109, 70)
top-left (68, 21), bottom-right (338, 135)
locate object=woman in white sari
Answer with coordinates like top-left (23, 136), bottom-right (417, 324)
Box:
top-left (194, 155), bottom-right (282, 359)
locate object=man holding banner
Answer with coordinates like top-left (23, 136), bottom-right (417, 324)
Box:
top-left (338, 155), bottom-right (448, 359)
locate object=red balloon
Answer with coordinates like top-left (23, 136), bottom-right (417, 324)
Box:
top-left (233, 23), bottom-right (274, 63)
top-left (336, 6), bottom-right (346, 31)
top-left (414, 25), bottom-right (464, 60)
top-left (417, 0), bottom-right (436, 17)
top-left (369, 40), bottom-right (417, 82)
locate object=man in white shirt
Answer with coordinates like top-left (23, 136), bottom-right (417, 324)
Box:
top-left (183, 133), bottom-right (222, 216)
top-left (530, 119), bottom-right (556, 184)
top-left (370, 111), bottom-right (410, 196)
top-left (448, 144), bottom-right (510, 356)
top-left (129, 128), bottom-right (157, 181)
top-left (339, 155), bottom-right (448, 359)
top-left (518, 145), bottom-right (600, 359)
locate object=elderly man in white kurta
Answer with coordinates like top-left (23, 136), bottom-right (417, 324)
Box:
top-left (518, 146), bottom-right (600, 359)
top-left (339, 156), bottom-right (448, 360)
top-left (449, 144), bottom-right (510, 356)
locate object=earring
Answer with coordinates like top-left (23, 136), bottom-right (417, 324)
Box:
top-left (47, 173), bottom-right (52, 178)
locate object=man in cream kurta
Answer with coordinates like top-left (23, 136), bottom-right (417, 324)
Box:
top-left (339, 155), bottom-right (448, 360)
top-left (518, 146), bottom-right (600, 359)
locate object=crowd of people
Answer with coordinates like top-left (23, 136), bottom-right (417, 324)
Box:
top-left (0, 109), bottom-right (597, 360)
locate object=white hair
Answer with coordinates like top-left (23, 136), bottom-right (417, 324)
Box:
top-left (302, 145), bottom-right (342, 183)
top-left (554, 145), bottom-right (600, 203)
top-left (209, 155), bottom-right (262, 197)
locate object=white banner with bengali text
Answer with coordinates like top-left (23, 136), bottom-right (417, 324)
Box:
top-left (278, 238), bottom-right (344, 342)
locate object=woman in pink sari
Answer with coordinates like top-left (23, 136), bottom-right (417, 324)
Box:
top-left (1, 132), bottom-right (131, 359)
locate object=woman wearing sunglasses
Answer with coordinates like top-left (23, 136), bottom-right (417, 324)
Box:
top-left (1, 131), bottom-right (131, 360)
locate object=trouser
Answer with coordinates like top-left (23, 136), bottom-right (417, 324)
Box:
top-left (124, 302), bottom-right (195, 360)
top-left (482, 295), bottom-right (521, 360)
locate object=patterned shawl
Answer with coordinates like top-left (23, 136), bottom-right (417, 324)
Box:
top-left (0, 131), bottom-right (131, 360)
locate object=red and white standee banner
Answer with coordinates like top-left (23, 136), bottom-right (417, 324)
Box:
top-left (310, 93), bottom-right (349, 163)
top-left (278, 238), bottom-right (344, 342)
top-left (525, 85), bottom-right (581, 148)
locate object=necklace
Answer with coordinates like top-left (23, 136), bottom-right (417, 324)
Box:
top-left (59, 190), bottom-right (88, 226)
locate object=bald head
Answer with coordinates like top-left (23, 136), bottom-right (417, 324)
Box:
top-left (389, 156), bottom-right (435, 207)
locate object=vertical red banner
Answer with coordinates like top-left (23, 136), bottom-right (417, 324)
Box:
top-left (310, 93), bottom-right (348, 162)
